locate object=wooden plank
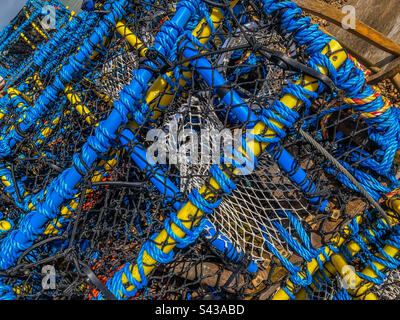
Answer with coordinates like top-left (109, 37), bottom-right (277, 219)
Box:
top-left (293, 0), bottom-right (400, 57)
top-left (319, 26), bottom-right (379, 71)
top-left (368, 56), bottom-right (400, 84)
top-left (323, 0), bottom-right (400, 65)
top-left (294, 0), bottom-right (400, 89)
top-left (60, 0), bottom-right (83, 13)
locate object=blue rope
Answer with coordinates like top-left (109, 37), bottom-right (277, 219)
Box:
top-left (333, 289), bottom-right (352, 300)
top-left (260, 0), bottom-right (400, 196)
top-left (0, 0), bottom-right (207, 273)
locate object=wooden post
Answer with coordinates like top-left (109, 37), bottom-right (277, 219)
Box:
top-left (294, 0), bottom-right (400, 90)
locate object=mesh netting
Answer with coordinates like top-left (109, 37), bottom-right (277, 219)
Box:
top-left (0, 0), bottom-right (71, 84)
top-left (0, 0), bottom-right (399, 300)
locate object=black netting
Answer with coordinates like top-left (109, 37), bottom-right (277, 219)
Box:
top-left (0, 0), bottom-right (399, 300)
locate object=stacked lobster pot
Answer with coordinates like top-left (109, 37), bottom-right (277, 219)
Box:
top-left (0, 0), bottom-right (398, 300)
top-left (0, 0), bottom-right (72, 85)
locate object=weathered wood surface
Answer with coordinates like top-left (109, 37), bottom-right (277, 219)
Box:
top-left (324, 0), bottom-right (400, 66)
top-left (294, 0), bottom-right (400, 59)
top-left (60, 0), bottom-right (83, 13)
top-left (368, 56), bottom-right (400, 84)
top-left (294, 0), bottom-right (400, 89)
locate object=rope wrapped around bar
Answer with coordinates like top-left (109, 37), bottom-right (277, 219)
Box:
top-left (0, 0), bottom-right (398, 300)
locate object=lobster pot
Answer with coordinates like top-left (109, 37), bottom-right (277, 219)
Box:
top-left (0, 0), bottom-right (72, 83)
top-left (0, 0), bottom-right (398, 301)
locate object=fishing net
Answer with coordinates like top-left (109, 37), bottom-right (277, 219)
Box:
top-left (0, 0), bottom-right (399, 300)
top-left (0, 0), bottom-right (71, 85)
